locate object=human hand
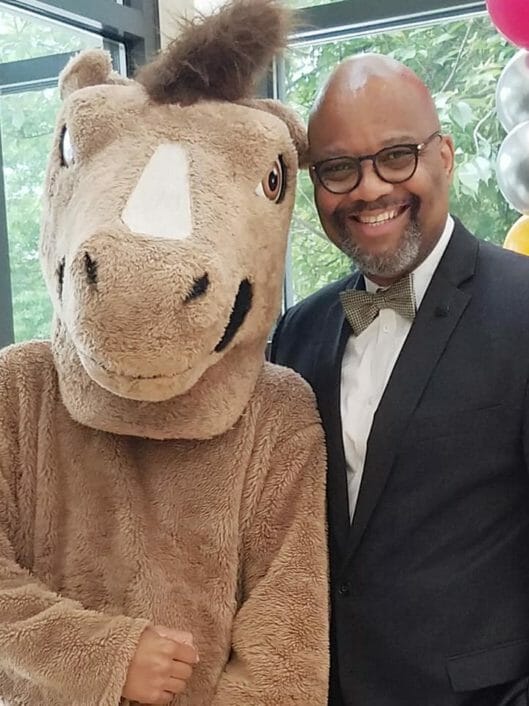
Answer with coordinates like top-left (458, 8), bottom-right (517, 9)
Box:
top-left (122, 625), bottom-right (198, 704)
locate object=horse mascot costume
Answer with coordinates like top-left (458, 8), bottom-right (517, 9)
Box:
top-left (0, 1), bottom-right (329, 703)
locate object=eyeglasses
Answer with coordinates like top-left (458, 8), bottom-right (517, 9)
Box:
top-left (310, 131), bottom-right (442, 195)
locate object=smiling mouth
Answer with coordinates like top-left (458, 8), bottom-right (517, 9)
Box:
top-left (351, 204), bottom-right (410, 225)
top-left (80, 278), bottom-right (254, 382)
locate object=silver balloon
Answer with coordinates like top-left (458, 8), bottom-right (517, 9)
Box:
top-left (496, 50), bottom-right (529, 133)
top-left (496, 120), bottom-right (529, 214)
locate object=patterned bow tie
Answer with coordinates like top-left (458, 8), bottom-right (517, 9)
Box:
top-left (340, 274), bottom-right (416, 336)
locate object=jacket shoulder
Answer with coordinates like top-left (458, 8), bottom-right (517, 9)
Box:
top-left (455, 217), bottom-right (529, 282)
top-left (479, 236), bottom-right (529, 275)
top-left (269, 274), bottom-right (351, 368)
top-left (282, 274), bottom-right (352, 329)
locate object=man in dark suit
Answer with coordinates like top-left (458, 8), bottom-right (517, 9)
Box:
top-left (271, 53), bottom-right (529, 705)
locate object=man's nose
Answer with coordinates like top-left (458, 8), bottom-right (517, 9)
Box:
top-left (352, 159), bottom-right (394, 203)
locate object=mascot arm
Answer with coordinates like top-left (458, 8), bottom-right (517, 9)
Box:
top-left (212, 421), bottom-right (329, 705)
top-left (0, 359), bottom-right (149, 705)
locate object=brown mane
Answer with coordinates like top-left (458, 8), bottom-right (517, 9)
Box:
top-left (136, 0), bottom-right (292, 105)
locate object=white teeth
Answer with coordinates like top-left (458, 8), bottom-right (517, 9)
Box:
top-left (356, 208), bottom-right (400, 224)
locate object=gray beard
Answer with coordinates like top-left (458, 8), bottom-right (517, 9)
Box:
top-left (337, 218), bottom-right (422, 279)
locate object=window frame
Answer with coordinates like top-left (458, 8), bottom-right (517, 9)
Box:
top-left (0, 0), bottom-right (159, 347)
top-left (293, 0), bottom-right (485, 44)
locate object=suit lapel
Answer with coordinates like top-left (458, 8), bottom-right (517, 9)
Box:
top-left (342, 222), bottom-right (479, 568)
top-left (315, 272), bottom-right (360, 557)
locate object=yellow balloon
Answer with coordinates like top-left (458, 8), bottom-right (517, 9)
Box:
top-left (503, 215), bottom-right (529, 256)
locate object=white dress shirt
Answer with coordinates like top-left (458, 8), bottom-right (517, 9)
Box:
top-left (341, 215), bottom-right (455, 521)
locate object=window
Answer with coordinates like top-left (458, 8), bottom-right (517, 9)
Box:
top-left (0, 1), bottom-right (517, 339)
top-left (0, 0), bottom-right (159, 347)
top-left (279, 1), bottom-right (517, 305)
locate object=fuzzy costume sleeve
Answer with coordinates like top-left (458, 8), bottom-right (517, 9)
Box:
top-left (211, 413), bottom-right (329, 705)
top-left (0, 349), bottom-right (149, 705)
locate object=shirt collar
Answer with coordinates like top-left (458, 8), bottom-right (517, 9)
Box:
top-left (364, 214), bottom-right (454, 307)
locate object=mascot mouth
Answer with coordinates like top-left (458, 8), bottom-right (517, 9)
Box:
top-left (214, 278), bottom-right (253, 353)
top-left (78, 278), bottom-right (253, 386)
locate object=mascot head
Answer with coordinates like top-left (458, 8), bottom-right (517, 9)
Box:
top-left (40, 0), bottom-right (306, 439)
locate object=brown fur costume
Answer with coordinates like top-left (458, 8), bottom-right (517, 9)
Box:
top-left (0, 1), bottom-right (328, 704)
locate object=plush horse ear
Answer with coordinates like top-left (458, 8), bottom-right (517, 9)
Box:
top-left (244, 98), bottom-right (309, 167)
top-left (59, 49), bottom-right (130, 100)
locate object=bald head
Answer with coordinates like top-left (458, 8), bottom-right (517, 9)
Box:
top-left (308, 53), bottom-right (440, 152)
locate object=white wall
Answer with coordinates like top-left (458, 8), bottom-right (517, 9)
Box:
top-left (158, 0), bottom-right (193, 47)
top-left (158, 0), bottom-right (225, 47)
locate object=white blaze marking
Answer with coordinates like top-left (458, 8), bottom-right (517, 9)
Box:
top-left (121, 143), bottom-right (192, 239)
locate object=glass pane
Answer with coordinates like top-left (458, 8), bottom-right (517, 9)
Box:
top-left (1, 88), bottom-right (59, 342)
top-left (0, 3), bottom-right (110, 62)
top-left (284, 15), bottom-right (518, 303)
top-left (194, 0), bottom-right (225, 13)
top-left (0, 4), bottom-right (125, 342)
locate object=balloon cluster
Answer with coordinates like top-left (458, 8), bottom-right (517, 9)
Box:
top-left (487, 0), bottom-right (529, 254)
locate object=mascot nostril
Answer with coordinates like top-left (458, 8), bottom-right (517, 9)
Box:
top-left (0, 1), bottom-right (329, 704)
top-left (184, 273), bottom-right (210, 303)
top-left (84, 252), bottom-right (98, 285)
top-left (56, 257), bottom-right (65, 299)
top-left (215, 278), bottom-right (253, 353)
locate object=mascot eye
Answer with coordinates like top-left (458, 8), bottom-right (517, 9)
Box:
top-left (60, 126), bottom-right (75, 167)
top-left (256, 155), bottom-right (286, 203)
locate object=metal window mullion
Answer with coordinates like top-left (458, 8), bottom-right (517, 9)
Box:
top-left (125, 0), bottom-right (160, 72)
top-left (0, 53), bottom-right (75, 94)
top-left (293, 0), bottom-right (486, 43)
top-left (2, 0), bottom-right (145, 38)
top-left (0, 119), bottom-right (15, 348)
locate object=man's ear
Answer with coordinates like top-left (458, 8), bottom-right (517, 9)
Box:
top-left (440, 133), bottom-right (455, 180)
top-left (242, 98), bottom-right (309, 167)
top-left (59, 49), bottom-right (131, 100)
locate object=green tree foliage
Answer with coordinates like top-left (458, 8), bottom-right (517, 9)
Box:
top-left (0, 7), bottom-right (105, 342)
top-left (2, 89), bottom-right (59, 342)
top-left (284, 16), bottom-right (519, 303)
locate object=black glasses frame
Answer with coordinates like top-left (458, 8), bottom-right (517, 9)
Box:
top-left (310, 130), bottom-right (442, 194)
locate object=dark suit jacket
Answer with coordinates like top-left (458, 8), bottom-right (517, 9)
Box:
top-left (271, 220), bottom-right (529, 706)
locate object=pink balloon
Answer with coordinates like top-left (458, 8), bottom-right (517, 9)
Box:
top-left (487, 0), bottom-right (529, 49)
